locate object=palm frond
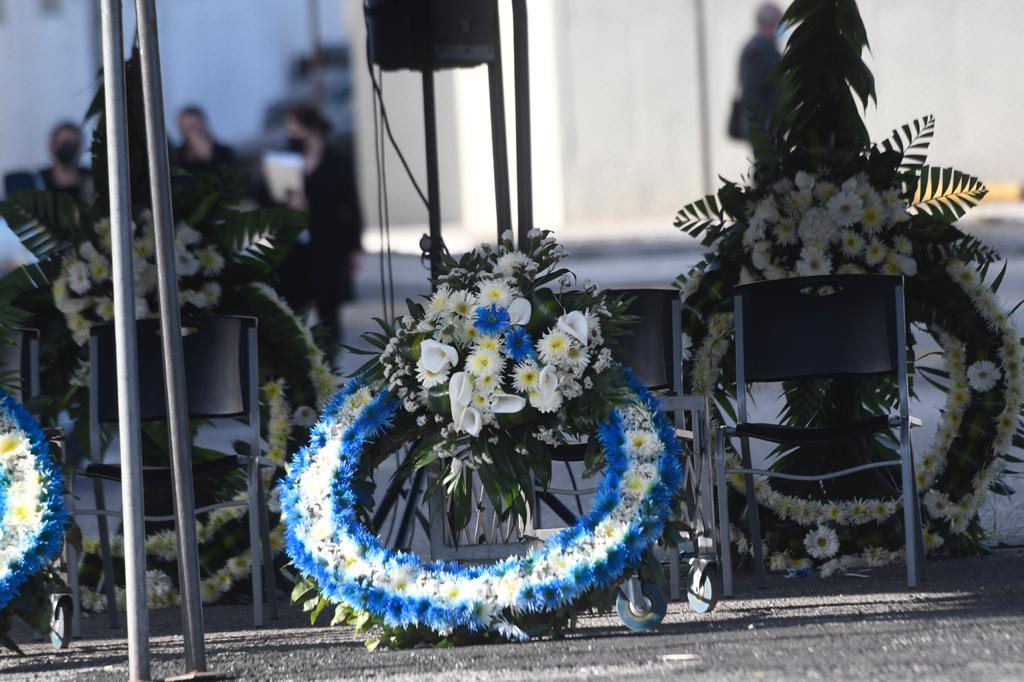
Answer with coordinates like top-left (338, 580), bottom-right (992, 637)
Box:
top-left (214, 207), bottom-right (305, 276)
top-left (878, 115), bottom-right (935, 173)
top-left (673, 195), bottom-right (733, 242)
top-left (0, 191), bottom-right (74, 289)
top-left (908, 166), bottom-right (988, 222)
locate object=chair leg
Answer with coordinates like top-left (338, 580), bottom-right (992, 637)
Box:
top-left (715, 427), bottom-right (734, 597)
top-left (93, 479), bottom-right (119, 628)
top-left (908, 434), bottom-right (927, 582)
top-left (257, 472), bottom-right (278, 619)
top-left (65, 473), bottom-right (82, 638)
top-left (247, 458), bottom-right (264, 627)
top-left (740, 437), bottom-right (766, 589)
top-left (899, 428), bottom-right (918, 589)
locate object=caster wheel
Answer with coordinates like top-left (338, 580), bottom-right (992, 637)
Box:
top-left (50, 595), bottom-right (73, 649)
top-left (687, 563), bottom-right (719, 614)
top-left (616, 581), bottom-right (667, 632)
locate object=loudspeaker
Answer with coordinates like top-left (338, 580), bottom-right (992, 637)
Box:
top-left (365, 0), bottom-right (496, 71)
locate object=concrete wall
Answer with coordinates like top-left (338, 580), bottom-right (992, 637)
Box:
top-left (343, 0), bottom-right (1024, 239)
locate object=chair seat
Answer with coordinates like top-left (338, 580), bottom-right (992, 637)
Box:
top-left (83, 456), bottom-right (244, 484)
top-left (550, 443), bottom-right (587, 462)
top-left (734, 415), bottom-right (892, 446)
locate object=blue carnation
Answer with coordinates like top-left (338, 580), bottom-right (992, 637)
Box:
top-left (504, 326), bottom-right (535, 362)
top-left (473, 304), bottom-right (511, 336)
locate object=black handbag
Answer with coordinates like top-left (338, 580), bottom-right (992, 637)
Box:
top-left (728, 97), bottom-right (747, 140)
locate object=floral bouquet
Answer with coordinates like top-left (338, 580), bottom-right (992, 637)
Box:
top-left (674, 0), bottom-right (1021, 575)
top-left (283, 231), bottom-right (686, 647)
top-left (53, 212), bottom-right (225, 345)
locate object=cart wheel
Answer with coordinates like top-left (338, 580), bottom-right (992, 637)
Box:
top-left (687, 563), bottom-right (719, 614)
top-left (50, 595), bottom-right (73, 649)
top-left (616, 581), bottom-right (667, 632)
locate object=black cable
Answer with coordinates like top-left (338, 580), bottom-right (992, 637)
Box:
top-left (362, 23), bottom-right (429, 209)
top-left (378, 71), bottom-right (397, 322)
top-left (371, 60), bottom-right (390, 323)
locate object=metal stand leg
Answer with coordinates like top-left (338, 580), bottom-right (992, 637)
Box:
top-left (93, 479), bottom-right (119, 628)
top-left (247, 458), bottom-right (264, 627)
top-left (740, 437), bottom-right (766, 589)
top-left (908, 433), bottom-right (927, 582)
top-left (899, 422), bottom-right (917, 589)
top-left (256, 473), bottom-right (278, 619)
top-left (715, 427), bottom-right (733, 597)
top-left (422, 70), bottom-right (443, 282)
top-left (487, 10), bottom-right (513, 240)
top-left (65, 472), bottom-right (82, 638)
top-left (511, 0), bottom-right (533, 245)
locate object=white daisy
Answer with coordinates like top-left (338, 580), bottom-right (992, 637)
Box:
top-left (446, 289), bottom-right (475, 318)
top-left (839, 229), bottom-right (865, 257)
top-left (538, 329), bottom-right (572, 365)
top-left (826, 191), bottom-right (864, 227)
top-left (795, 246), bottom-right (832, 277)
top-left (863, 240), bottom-right (887, 266)
top-left (476, 279), bottom-right (514, 307)
top-left (466, 347), bottom-right (502, 377)
top-left (66, 260), bottom-right (91, 294)
top-left (803, 525), bottom-right (840, 559)
top-left (773, 217), bottom-right (798, 245)
top-left (966, 360), bottom-right (1000, 392)
top-left (860, 203), bottom-right (886, 233)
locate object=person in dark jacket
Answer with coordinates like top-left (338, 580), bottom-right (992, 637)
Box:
top-left (279, 104), bottom-right (363, 348)
top-left (736, 3), bottom-right (784, 139)
top-left (39, 121), bottom-right (92, 202)
top-left (174, 105), bottom-right (236, 177)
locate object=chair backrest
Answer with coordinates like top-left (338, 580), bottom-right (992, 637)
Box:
top-left (734, 275), bottom-right (904, 384)
top-left (90, 316), bottom-right (257, 423)
top-left (0, 328), bottom-right (39, 402)
top-left (3, 171), bottom-right (41, 198)
top-left (607, 288), bottom-right (681, 392)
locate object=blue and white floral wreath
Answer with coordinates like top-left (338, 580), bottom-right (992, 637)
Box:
top-left (0, 389), bottom-right (68, 612)
top-left (282, 231), bottom-right (684, 640)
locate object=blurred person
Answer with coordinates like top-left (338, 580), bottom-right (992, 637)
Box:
top-left (730, 3), bottom-right (784, 141)
top-left (40, 121), bottom-right (92, 202)
top-left (174, 105), bottom-right (235, 177)
top-left (278, 104), bottom-right (363, 350)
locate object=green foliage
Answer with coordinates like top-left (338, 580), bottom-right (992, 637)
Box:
top-left (909, 166), bottom-right (989, 223)
top-left (778, 0), bottom-right (875, 152)
top-left (877, 115), bottom-right (935, 173)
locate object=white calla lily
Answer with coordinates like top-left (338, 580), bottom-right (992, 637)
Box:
top-left (458, 407), bottom-right (483, 436)
top-left (419, 340), bottom-right (458, 374)
top-left (490, 393), bottom-right (526, 414)
top-left (556, 311), bottom-right (589, 344)
top-left (507, 298), bottom-right (532, 326)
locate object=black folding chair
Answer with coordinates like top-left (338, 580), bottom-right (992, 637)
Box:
top-left (0, 327), bottom-right (39, 402)
top-left (715, 275), bottom-right (925, 595)
top-left (72, 316), bottom-right (277, 627)
top-left (533, 289), bottom-right (717, 604)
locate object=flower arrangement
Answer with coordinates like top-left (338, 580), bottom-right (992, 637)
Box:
top-left (0, 390), bottom-right (68, 633)
top-left (282, 231), bottom-right (685, 645)
top-left (0, 67), bottom-right (336, 611)
top-left (52, 212), bottom-right (225, 346)
top-left (674, 0), bottom-right (1021, 576)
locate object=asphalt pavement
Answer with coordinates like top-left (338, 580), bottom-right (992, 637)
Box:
top-left (4, 547), bottom-right (1023, 681)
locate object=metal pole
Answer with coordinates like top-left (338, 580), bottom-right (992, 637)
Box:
top-left (423, 70), bottom-right (443, 283)
top-left (134, 0), bottom-right (207, 672)
top-left (98, 1), bottom-right (150, 679)
top-left (694, 0), bottom-right (713, 195)
top-left (486, 6), bottom-right (514, 242)
top-left (511, 0), bottom-right (533, 247)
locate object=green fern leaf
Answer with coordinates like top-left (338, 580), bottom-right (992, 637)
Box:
top-left (909, 166), bottom-right (988, 222)
top-left (877, 115), bottom-right (935, 172)
top-left (673, 195), bottom-right (732, 240)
